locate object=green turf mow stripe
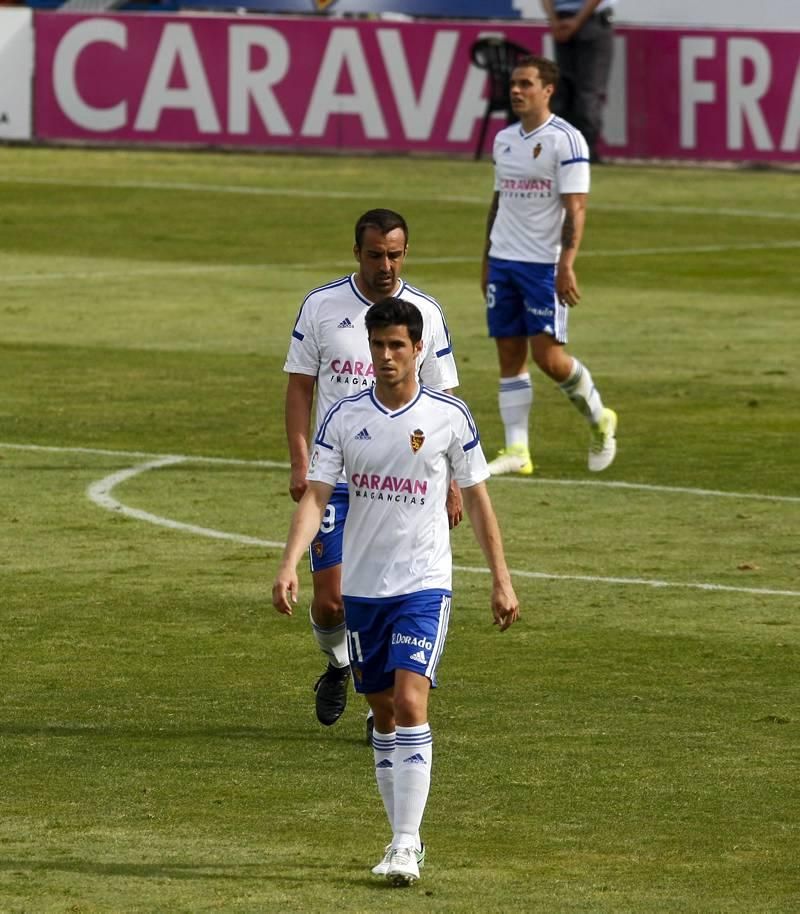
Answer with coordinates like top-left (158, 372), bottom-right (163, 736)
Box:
top-left (4, 175), bottom-right (800, 222)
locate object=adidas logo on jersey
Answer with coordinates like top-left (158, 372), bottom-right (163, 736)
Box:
top-left (410, 649), bottom-right (426, 664)
top-left (355, 427), bottom-right (371, 440)
top-left (337, 317), bottom-right (354, 328)
top-left (403, 753), bottom-right (427, 765)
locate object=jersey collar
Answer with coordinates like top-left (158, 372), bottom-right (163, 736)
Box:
top-left (349, 274), bottom-right (406, 306)
top-left (519, 114), bottom-right (554, 141)
top-left (369, 382), bottom-right (422, 417)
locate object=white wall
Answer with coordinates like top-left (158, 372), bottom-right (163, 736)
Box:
top-left (514, 0), bottom-right (800, 31)
top-left (0, 8), bottom-right (33, 141)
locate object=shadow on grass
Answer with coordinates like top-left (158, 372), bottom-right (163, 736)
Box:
top-left (0, 857), bottom-right (411, 891)
top-left (0, 858), bottom-right (253, 881)
top-left (0, 722), bottom-right (369, 747)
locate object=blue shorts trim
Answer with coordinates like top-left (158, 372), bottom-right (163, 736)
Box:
top-left (486, 257), bottom-right (568, 342)
top-left (308, 483), bottom-right (348, 573)
top-left (343, 590), bottom-right (452, 694)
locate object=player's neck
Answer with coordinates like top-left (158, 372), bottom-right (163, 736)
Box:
top-left (519, 109), bottom-right (552, 134)
top-left (353, 273), bottom-right (401, 302)
top-left (373, 379), bottom-right (419, 412)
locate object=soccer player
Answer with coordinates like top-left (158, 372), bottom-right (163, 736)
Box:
top-left (481, 54), bottom-right (617, 477)
top-left (273, 297), bottom-right (519, 886)
top-left (283, 209), bottom-right (460, 730)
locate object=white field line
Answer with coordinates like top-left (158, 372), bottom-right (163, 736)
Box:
top-left (4, 240), bottom-right (800, 285)
top-left (3, 441), bottom-right (798, 599)
top-left (85, 456), bottom-right (286, 549)
top-left (4, 441), bottom-right (798, 504)
top-left (494, 475), bottom-right (800, 504)
top-left (454, 565), bottom-right (800, 598)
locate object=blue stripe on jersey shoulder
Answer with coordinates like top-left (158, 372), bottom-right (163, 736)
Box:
top-left (399, 281), bottom-right (454, 356)
top-left (421, 387), bottom-right (480, 447)
top-left (561, 156), bottom-right (590, 166)
top-left (291, 274), bottom-right (352, 339)
top-left (301, 274), bottom-right (351, 303)
top-left (315, 387), bottom-right (372, 446)
top-left (551, 116), bottom-right (585, 159)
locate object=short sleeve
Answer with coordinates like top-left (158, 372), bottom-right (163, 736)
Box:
top-left (446, 401), bottom-right (490, 488)
top-left (558, 129), bottom-right (591, 195)
top-left (418, 299), bottom-right (459, 391)
top-left (283, 297), bottom-right (322, 377)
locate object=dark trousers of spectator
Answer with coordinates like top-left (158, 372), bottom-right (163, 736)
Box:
top-left (552, 13), bottom-right (614, 162)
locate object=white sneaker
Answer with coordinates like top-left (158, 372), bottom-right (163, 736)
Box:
top-left (372, 842), bottom-right (425, 877)
top-left (588, 408), bottom-right (618, 472)
top-left (486, 444), bottom-right (534, 476)
top-left (386, 846), bottom-right (420, 886)
top-left (371, 845), bottom-right (392, 876)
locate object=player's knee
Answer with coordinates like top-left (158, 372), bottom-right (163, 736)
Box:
top-left (310, 595), bottom-right (344, 627)
top-left (533, 347), bottom-right (568, 381)
top-left (392, 690), bottom-right (428, 727)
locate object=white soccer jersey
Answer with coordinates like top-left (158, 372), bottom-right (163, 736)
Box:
top-left (308, 385), bottom-right (489, 599)
top-left (283, 274), bottom-right (459, 437)
top-left (489, 115), bottom-right (590, 264)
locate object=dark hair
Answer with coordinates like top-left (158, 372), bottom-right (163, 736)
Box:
top-left (365, 297), bottom-right (423, 345)
top-left (514, 55), bottom-right (559, 90)
top-left (354, 209), bottom-right (409, 249)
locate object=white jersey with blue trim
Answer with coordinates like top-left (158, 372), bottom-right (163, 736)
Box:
top-left (283, 274), bottom-right (458, 438)
top-left (489, 115), bottom-right (590, 264)
top-left (308, 385), bottom-right (489, 599)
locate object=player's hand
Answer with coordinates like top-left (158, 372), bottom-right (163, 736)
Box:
top-left (289, 467), bottom-right (308, 503)
top-left (272, 569), bottom-right (299, 616)
top-left (491, 581), bottom-right (520, 631)
top-left (480, 258), bottom-right (489, 298)
top-left (556, 265), bottom-right (580, 308)
top-left (446, 481), bottom-right (463, 529)
top-left (553, 18), bottom-right (579, 42)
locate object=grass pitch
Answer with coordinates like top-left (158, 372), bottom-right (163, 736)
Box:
top-left (0, 146), bottom-right (798, 913)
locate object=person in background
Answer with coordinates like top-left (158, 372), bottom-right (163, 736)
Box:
top-left (541, 0), bottom-right (615, 164)
top-left (481, 55), bottom-right (617, 477)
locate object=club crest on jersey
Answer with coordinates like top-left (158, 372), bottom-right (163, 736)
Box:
top-left (410, 428), bottom-right (425, 454)
top-left (312, 540), bottom-right (324, 558)
top-left (533, 142), bottom-right (542, 159)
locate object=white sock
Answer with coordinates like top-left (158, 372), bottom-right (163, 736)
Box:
top-left (393, 724), bottom-right (432, 850)
top-left (309, 605), bottom-right (349, 668)
top-left (499, 373), bottom-right (533, 449)
top-left (372, 728), bottom-right (396, 830)
top-left (559, 358), bottom-right (604, 425)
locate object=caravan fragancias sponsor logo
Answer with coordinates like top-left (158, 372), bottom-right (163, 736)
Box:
top-left (351, 473), bottom-right (428, 496)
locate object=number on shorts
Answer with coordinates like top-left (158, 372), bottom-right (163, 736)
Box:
top-left (486, 282), bottom-right (496, 309)
top-left (348, 629), bottom-right (364, 662)
top-left (320, 503), bottom-right (336, 534)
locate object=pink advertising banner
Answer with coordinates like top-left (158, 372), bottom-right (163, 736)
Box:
top-left (34, 12), bottom-right (800, 163)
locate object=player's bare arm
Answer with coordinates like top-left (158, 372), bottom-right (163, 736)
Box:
top-left (461, 482), bottom-right (520, 631)
top-left (443, 387), bottom-right (464, 529)
top-left (543, 0), bottom-right (605, 41)
top-left (446, 481), bottom-right (463, 529)
top-left (272, 480), bottom-right (334, 615)
top-left (556, 192), bottom-right (588, 307)
top-left (481, 192), bottom-right (500, 296)
top-left (285, 372), bottom-right (317, 502)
